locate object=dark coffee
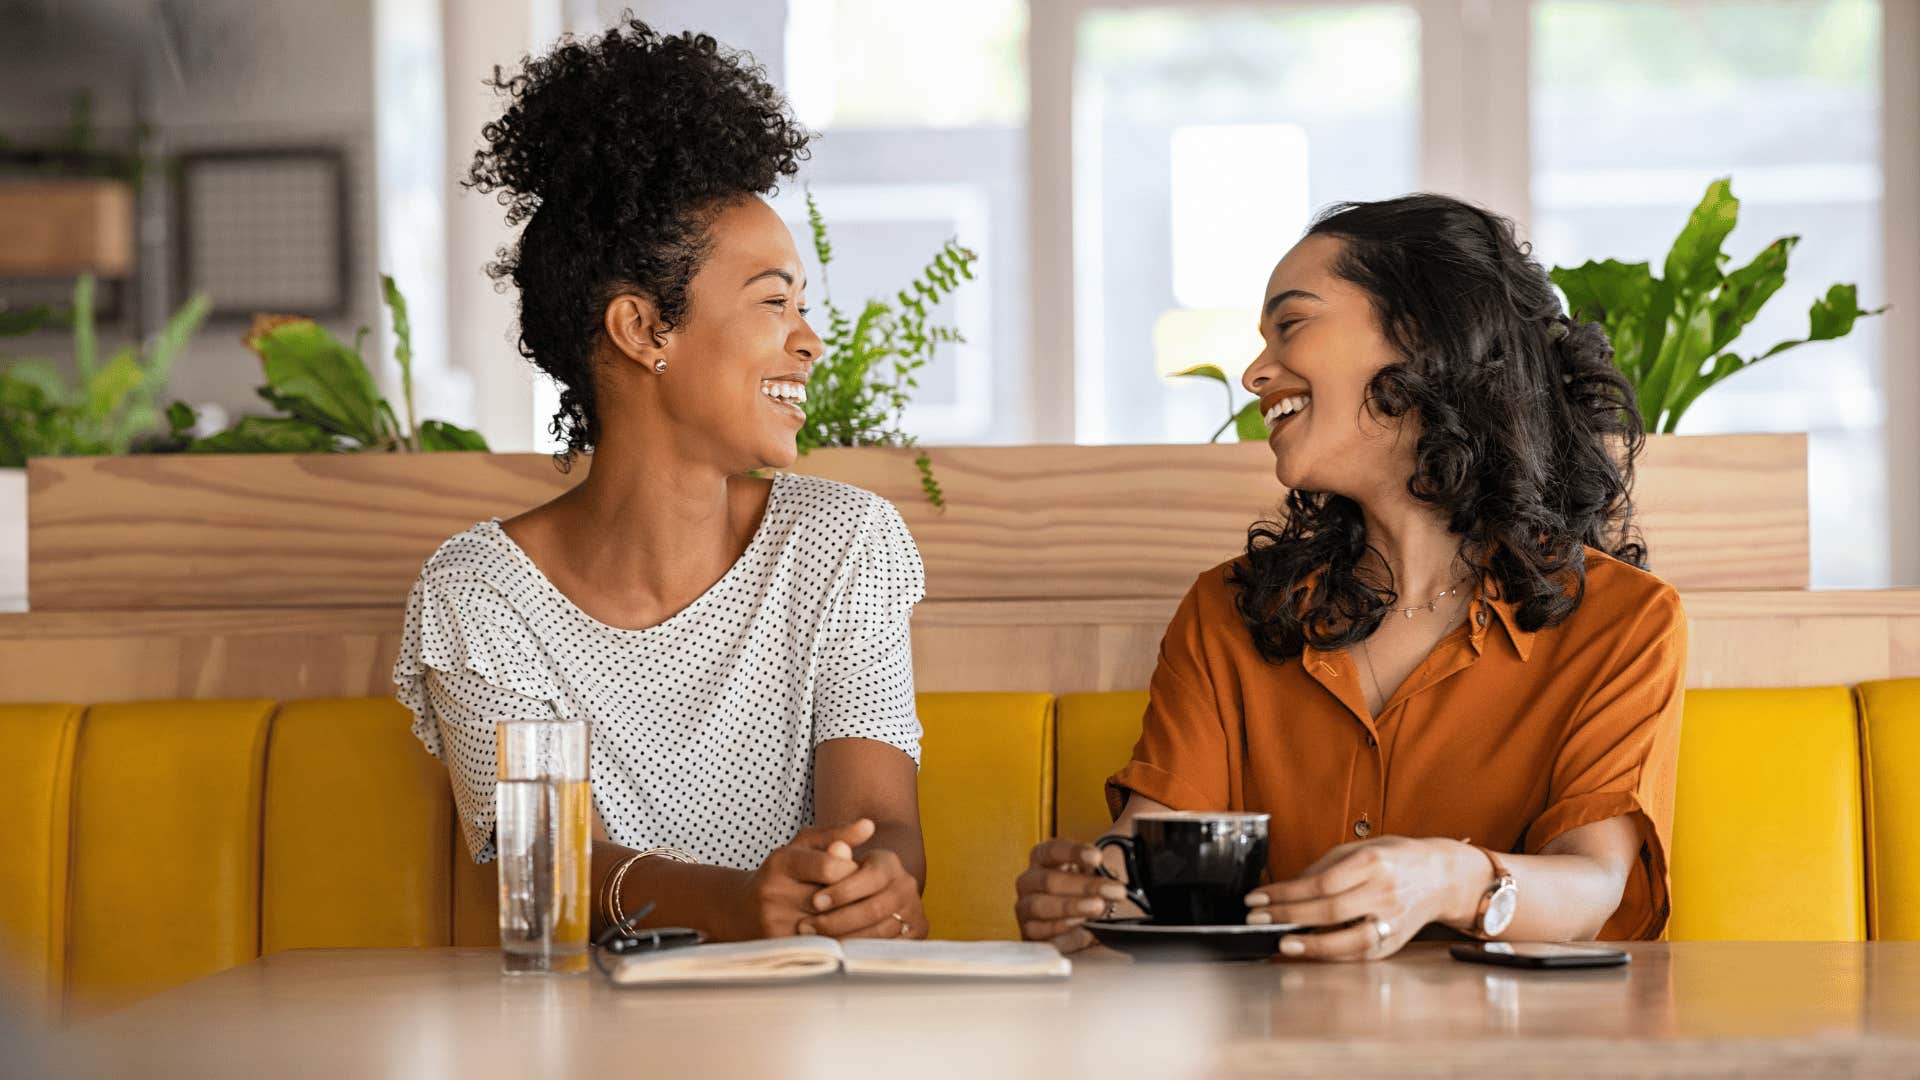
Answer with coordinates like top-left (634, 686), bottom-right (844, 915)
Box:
top-left (1097, 812), bottom-right (1270, 926)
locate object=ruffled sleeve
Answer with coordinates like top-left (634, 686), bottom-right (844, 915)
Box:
top-left (811, 495), bottom-right (926, 766)
top-left (393, 572), bottom-right (567, 862)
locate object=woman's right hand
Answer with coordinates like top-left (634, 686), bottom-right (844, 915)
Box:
top-left (1015, 838), bottom-right (1132, 952)
top-left (730, 819), bottom-right (872, 939)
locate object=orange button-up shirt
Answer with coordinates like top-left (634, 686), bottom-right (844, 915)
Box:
top-left (1107, 548), bottom-right (1686, 940)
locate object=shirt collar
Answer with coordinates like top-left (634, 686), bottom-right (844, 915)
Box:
top-left (1469, 576), bottom-right (1536, 662)
top-left (1288, 565), bottom-right (1535, 663)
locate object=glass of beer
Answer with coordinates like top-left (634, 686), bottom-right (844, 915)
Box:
top-left (495, 719), bottom-right (591, 975)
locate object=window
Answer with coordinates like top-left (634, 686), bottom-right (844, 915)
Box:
top-left (1069, 3), bottom-right (1422, 445)
top-left (1530, 0), bottom-right (1885, 586)
top-left (782, 0), bottom-right (1028, 444)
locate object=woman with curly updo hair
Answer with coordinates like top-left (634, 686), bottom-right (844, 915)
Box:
top-left (394, 17), bottom-right (930, 945)
top-left (1018, 195), bottom-right (1686, 961)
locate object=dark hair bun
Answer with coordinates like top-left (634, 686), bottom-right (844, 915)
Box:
top-left (462, 15), bottom-right (812, 458)
top-left (468, 18), bottom-right (809, 226)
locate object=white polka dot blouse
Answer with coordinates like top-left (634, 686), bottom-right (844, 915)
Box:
top-left (393, 473), bottom-right (926, 869)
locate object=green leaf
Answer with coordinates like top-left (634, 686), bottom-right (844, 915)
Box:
top-left (82, 351), bottom-right (145, 422)
top-left (0, 303), bottom-right (67, 336)
top-left (189, 416), bottom-right (341, 454)
top-left (166, 400), bottom-right (196, 435)
top-left (1640, 297), bottom-right (1712, 429)
top-left (2, 360), bottom-right (71, 407)
top-left (252, 321), bottom-right (389, 444)
top-left (1663, 178), bottom-right (1740, 295)
top-left (1233, 400), bottom-right (1268, 442)
top-left (1707, 237), bottom-right (1795, 356)
top-left (1169, 364), bottom-right (1230, 385)
top-left (417, 420), bottom-right (489, 451)
top-left (1756, 284), bottom-right (1888, 362)
top-left (144, 292), bottom-right (210, 389)
top-left (1550, 259), bottom-right (1653, 325)
top-left (72, 275), bottom-right (97, 380)
top-left (381, 274), bottom-right (420, 450)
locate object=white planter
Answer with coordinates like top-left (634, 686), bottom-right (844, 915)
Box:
top-left (0, 468), bottom-right (24, 612)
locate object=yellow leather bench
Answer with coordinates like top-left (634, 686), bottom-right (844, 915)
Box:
top-left (0, 692), bottom-right (1055, 1019)
top-left (4, 682), bottom-right (1916, 1019)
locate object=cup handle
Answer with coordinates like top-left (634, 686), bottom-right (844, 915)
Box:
top-left (1093, 835), bottom-right (1152, 917)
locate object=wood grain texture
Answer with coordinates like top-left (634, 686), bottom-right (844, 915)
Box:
top-left (3, 589), bottom-right (1913, 704)
top-left (59, 945), bottom-right (1920, 1077)
top-left (24, 434), bottom-right (1808, 612)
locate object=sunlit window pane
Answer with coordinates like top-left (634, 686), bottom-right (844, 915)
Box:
top-left (785, 0), bottom-right (1027, 129)
top-left (1074, 4), bottom-right (1421, 445)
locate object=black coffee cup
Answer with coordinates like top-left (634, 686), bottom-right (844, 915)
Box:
top-left (1095, 812), bottom-right (1270, 926)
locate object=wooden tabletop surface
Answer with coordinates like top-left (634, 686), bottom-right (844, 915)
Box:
top-left (46, 943), bottom-right (1920, 1078)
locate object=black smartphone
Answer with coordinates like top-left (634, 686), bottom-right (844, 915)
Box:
top-left (1449, 942), bottom-right (1630, 970)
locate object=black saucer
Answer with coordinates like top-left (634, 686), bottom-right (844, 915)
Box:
top-left (1085, 918), bottom-right (1305, 962)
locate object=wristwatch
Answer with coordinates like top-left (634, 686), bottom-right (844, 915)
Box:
top-left (1469, 844), bottom-right (1519, 939)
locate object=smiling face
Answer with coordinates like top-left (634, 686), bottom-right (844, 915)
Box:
top-left (1240, 233), bottom-right (1417, 500)
top-left (599, 196), bottom-right (823, 472)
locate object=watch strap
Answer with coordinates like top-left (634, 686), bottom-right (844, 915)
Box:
top-left (1469, 843), bottom-right (1516, 938)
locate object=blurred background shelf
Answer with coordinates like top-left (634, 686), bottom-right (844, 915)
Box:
top-left (0, 179), bottom-right (134, 278)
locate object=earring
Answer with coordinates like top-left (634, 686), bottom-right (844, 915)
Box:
top-left (653, 359), bottom-right (667, 374)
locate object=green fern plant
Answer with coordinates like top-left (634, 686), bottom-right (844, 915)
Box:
top-left (0, 275), bottom-right (210, 466)
top-left (798, 190), bottom-right (976, 509)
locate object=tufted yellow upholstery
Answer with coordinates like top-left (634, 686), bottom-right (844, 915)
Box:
top-left (1669, 687), bottom-right (1865, 941)
top-left (916, 693), bottom-right (1055, 940)
top-left (1054, 692), bottom-right (1149, 843)
top-left (0, 704), bottom-right (81, 1019)
top-left (1858, 679), bottom-right (1920, 941)
top-left (263, 699), bottom-right (453, 953)
top-left (64, 700), bottom-right (276, 1018)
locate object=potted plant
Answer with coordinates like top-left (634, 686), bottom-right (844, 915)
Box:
top-left (168, 275), bottom-right (487, 453)
top-left (1551, 177), bottom-right (1883, 434)
top-left (795, 191), bottom-right (977, 507)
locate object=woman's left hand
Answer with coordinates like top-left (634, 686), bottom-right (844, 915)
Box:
top-left (801, 848), bottom-right (928, 940)
top-left (1244, 836), bottom-right (1475, 961)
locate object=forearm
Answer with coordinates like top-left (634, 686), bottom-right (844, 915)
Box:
top-left (593, 840), bottom-right (753, 941)
top-left (1431, 840), bottom-right (1628, 942)
top-left (856, 819), bottom-right (927, 892)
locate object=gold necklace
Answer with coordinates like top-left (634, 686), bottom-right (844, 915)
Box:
top-left (1358, 591), bottom-right (1473, 712)
top-left (1389, 583), bottom-right (1466, 619)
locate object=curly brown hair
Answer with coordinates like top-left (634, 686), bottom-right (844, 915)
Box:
top-left (1229, 194), bottom-right (1648, 662)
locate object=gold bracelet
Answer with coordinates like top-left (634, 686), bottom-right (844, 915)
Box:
top-left (606, 847), bottom-right (700, 932)
top-left (604, 852), bottom-right (645, 933)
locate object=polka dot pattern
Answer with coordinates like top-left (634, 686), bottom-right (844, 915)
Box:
top-left (392, 473), bottom-right (926, 868)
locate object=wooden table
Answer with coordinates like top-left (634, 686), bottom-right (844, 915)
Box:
top-left (50, 943), bottom-right (1920, 1078)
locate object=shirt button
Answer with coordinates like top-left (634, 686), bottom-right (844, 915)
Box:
top-left (1364, 732), bottom-right (1378, 748)
top-left (1354, 818), bottom-right (1373, 838)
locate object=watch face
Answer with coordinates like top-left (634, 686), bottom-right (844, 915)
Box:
top-left (1485, 884), bottom-right (1519, 937)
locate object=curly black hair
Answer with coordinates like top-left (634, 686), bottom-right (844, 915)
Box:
top-left (1228, 194), bottom-right (1647, 663)
top-left (464, 15), bottom-right (811, 459)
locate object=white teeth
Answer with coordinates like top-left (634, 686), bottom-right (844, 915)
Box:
top-left (760, 380), bottom-right (807, 406)
top-left (1263, 394), bottom-right (1311, 429)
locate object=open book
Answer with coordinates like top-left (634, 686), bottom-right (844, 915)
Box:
top-left (608, 937), bottom-right (1071, 987)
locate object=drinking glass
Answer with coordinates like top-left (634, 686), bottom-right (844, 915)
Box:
top-left (495, 720), bottom-right (591, 975)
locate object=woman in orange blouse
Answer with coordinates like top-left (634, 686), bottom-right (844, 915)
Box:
top-left (1015, 194), bottom-right (1685, 961)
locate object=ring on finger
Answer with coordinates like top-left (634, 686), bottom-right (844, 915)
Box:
top-left (1371, 917), bottom-right (1392, 949)
top-left (891, 912), bottom-right (911, 937)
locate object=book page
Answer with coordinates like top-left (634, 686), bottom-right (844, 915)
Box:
top-left (609, 936), bottom-right (845, 986)
top-left (839, 940), bottom-right (1071, 979)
